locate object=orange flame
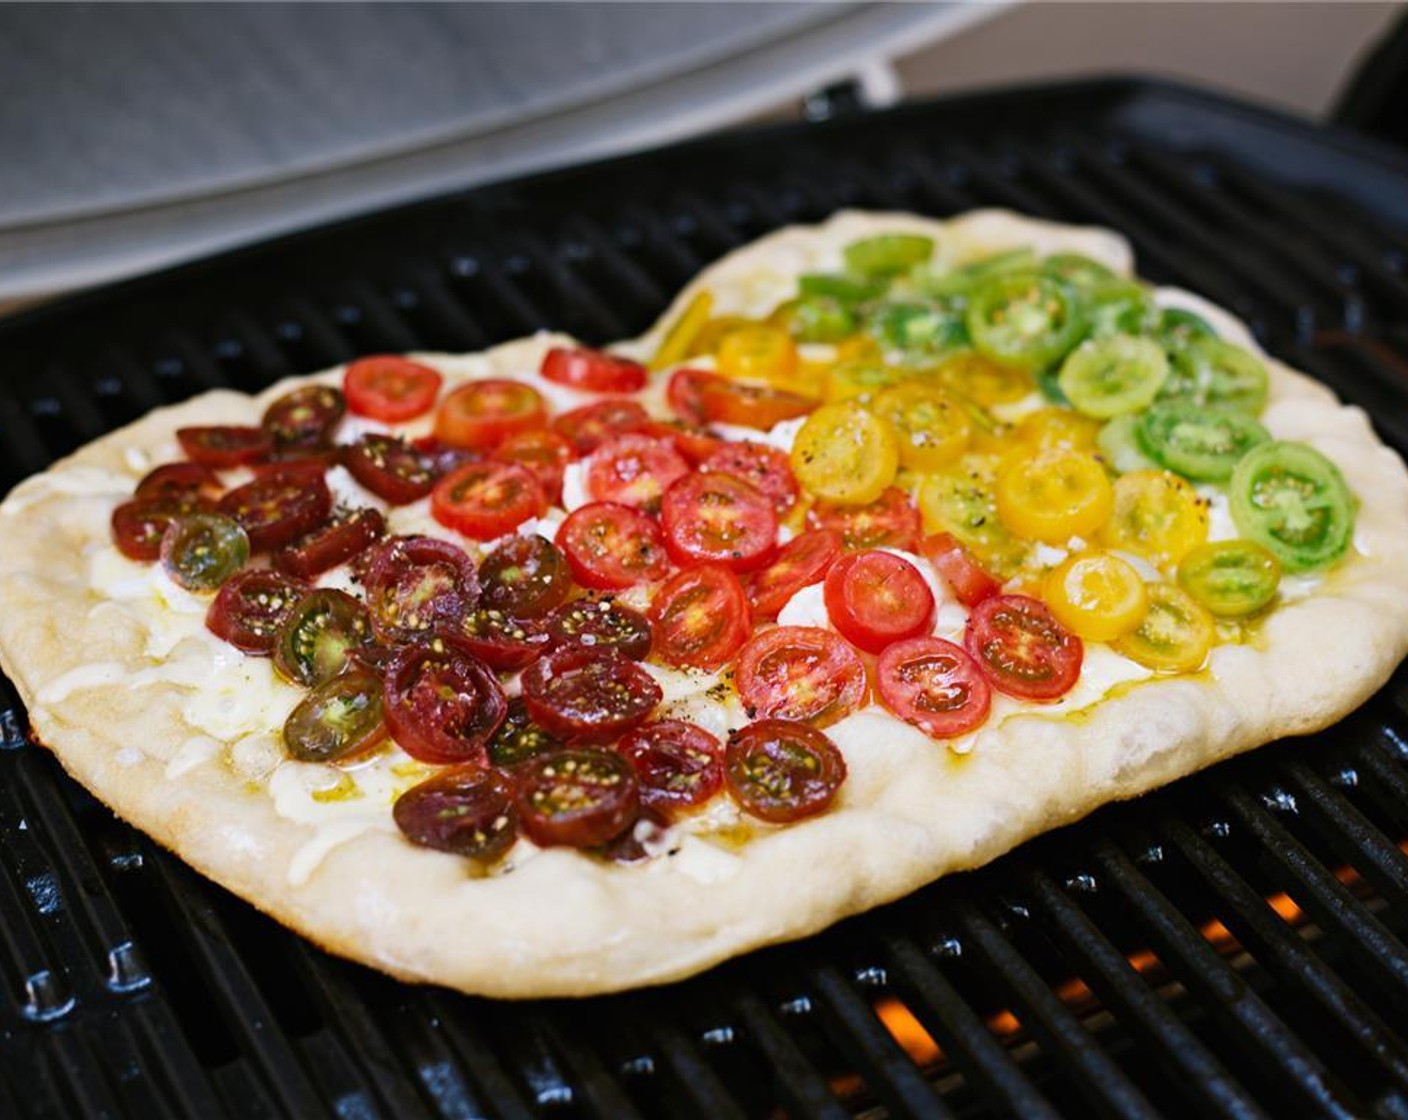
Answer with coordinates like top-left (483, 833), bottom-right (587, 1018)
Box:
top-left (866, 872), bottom-right (1358, 1078)
top-left (874, 1000), bottom-right (944, 1065)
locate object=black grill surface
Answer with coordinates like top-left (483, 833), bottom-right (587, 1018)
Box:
top-left (3, 79), bottom-right (1408, 1120)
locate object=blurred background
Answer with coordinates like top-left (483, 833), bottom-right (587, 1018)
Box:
top-left (3, 1), bottom-right (1405, 304)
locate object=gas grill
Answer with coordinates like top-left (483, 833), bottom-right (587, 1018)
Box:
top-left (3, 78), bottom-right (1408, 1119)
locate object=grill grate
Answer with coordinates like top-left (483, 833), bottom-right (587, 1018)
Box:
top-left (3, 79), bottom-right (1408, 1118)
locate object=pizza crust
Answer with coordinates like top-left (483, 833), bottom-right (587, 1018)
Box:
top-left (2, 211), bottom-right (1406, 998)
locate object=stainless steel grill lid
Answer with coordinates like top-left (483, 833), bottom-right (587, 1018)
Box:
top-left (0, 1), bottom-right (992, 300)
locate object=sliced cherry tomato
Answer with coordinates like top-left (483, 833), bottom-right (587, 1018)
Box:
top-left (649, 564), bottom-right (750, 671)
top-left (919, 532), bottom-right (1000, 607)
top-left (382, 636), bottom-right (507, 765)
top-left (348, 641), bottom-right (401, 675)
top-left (218, 471), bottom-right (332, 552)
top-left (479, 534), bottom-right (571, 618)
top-left (871, 295), bottom-right (964, 355)
top-left (412, 436), bottom-right (481, 479)
top-left (834, 334), bottom-right (884, 365)
top-left (112, 496), bottom-right (212, 561)
top-left (283, 668), bottom-right (386, 763)
top-left (916, 454), bottom-right (1029, 578)
top-left (618, 720), bottom-right (723, 815)
top-left (926, 247), bottom-right (1036, 296)
top-left (344, 356), bottom-right (442, 422)
top-left (262, 384), bottom-right (346, 449)
top-left (486, 697), bottom-right (562, 769)
top-left (660, 471), bottom-right (777, 572)
top-left (866, 300), bottom-right (965, 359)
top-left (734, 626), bottom-right (866, 728)
top-left (872, 383), bottom-right (972, 471)
top-left (845, 233), bottom-right (935, 278)
top-left (494, 428), bottom-right (574, 506)
top-left (555, 502), bottom-right (670, 590)
top-left (601, 807), bottom-right (671, 863)
top-left (1157, 308), bottom-right (1217, 349)
top-left (790, 401), bottom-right (898, 505)
top-left (249, 452), bottom-right (338, 479)
top-left (585, 433), bottom-right (689, 511)
top-left (807, 487), bottom-right (921, 552)
top-left (934, 351), bottom-right (1033, 406)
top-left (799, 272), bottom-right (887, 305)
top-left (362, 536), bottom-right (479, 644)
top-left (516, 749), bottom-right (640, 848)
top-left (176, 425), bottom-right (273, 468)
top-left (443, 608), bottom-right (549, 671)
top-left (876, 636), bottom-right (991, 739)
top-left (434, 378), bottom-right (546, 451)
top-left (965, 272), bottom-right (1086, 372)
top-left (541, 346), bottom-right (646, 393)
top-left (1097, 414), bottom-right (1159, 474)
top-left (205, 569), bottom-right (307, 654)
top-left (1137, 404), bottom-right (1269, 483)
top-left (700, 441), bottom-right (798, 513)
top-left (995, 448), bottom-right (1113, 544)
top-left (430, 461), bottom-right (545, 541)
top-left (667, 367), bottom-right (717, 424)
top-left (1177, 540), bottom-right (1281, 617)
top-left (823, 549), bottom-right (935, 654)
top-left (1042, 252), bottom-right (1117, 289)
top-left (543, 598), bottom-right (652, 660)
top-left (552, 398), bottom-right (651, 454)
top-left (521, 646), bottom-right (662, 744)
top-left (343, 434), bottom-right (436, 504)
top-left (692, 315), bottom-right (760, 358)
top-left (715, 325), bottom-right (798, 386)
top-left (1042, 551), bottom-right (1149, 642)
top-left (135, 462), bottom-right (221, 504)
top-left (698, 377), bottom-right (815, 429)
top-left (1112, 582), bottom-right (1215, 673)
top-left (1058, 334), bottom-right (1169, 419)
top-left (393, 767), bottom-right (517, 861)
top-left (965, 594), bottom-right (1083, 702)
top-left (724, 720), bottom-right (846, 823)
top-left (274, 589), bottom-right (373, 686)
top-left (1159, 337), bottom-right (1268, 416)
top-left (773, 295), bottom-right (856, 345)
top-left (1229, 441), bottom-right (1354, 573)
top-left (272, 508), bottom-right (385, 578)
top-left (643, 419), bottom-right (724, 467)
top-left (1099, 469), bottom-right (1209, 568)
top-left (1012, 407), bottom-right (1103, 454)
top-left (160, 512), bottom-right (249, 591)
top-left (823, 358), bottom-right (903, 404)
top-left (748, 529), bottom-right (843, 619)
top-left (1084, 278), bottom-right (1159, 338)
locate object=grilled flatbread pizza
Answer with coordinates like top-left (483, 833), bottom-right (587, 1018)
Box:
top-left (2, 210), bottom-right (1405, 998)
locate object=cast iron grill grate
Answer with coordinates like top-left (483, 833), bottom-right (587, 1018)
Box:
top-left (2, 80), bottom-right (1408, 1118)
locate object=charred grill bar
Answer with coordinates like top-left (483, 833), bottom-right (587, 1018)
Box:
top-left (3, 80), bottom-right (1408, 1118)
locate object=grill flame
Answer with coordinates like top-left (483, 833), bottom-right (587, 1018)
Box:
top-left (870, 869), bottom-right (1369, 1075)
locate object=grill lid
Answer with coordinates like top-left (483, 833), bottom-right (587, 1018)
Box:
top-left (3, 78), bottom-right (1408, 1118)
top-left (0, 2), bottom-right (994, 301)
